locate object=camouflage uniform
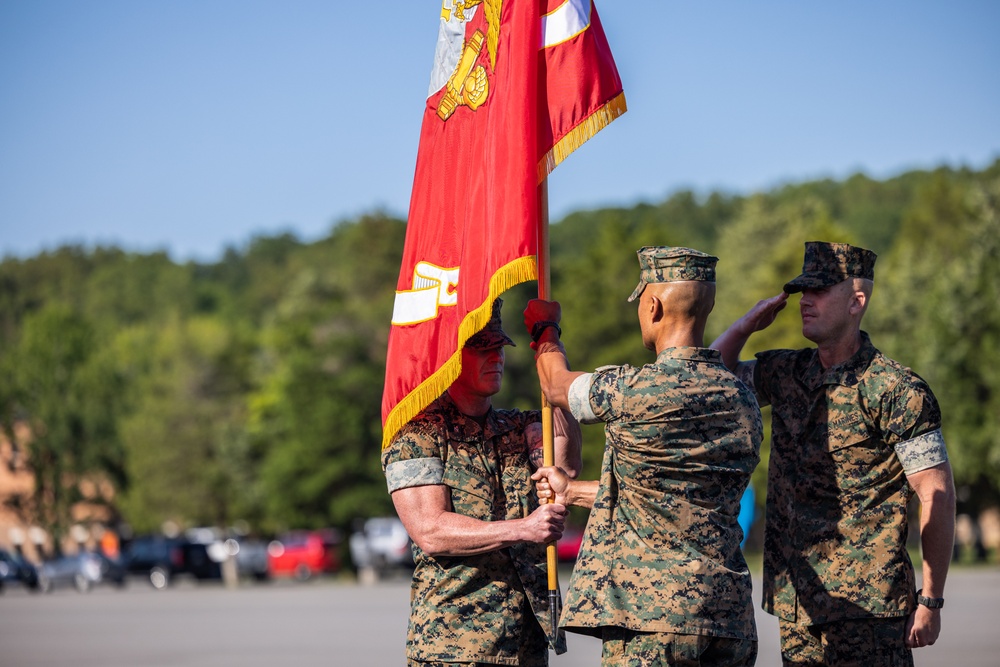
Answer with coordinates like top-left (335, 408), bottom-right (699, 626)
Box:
top-left (561, 347), bottom-right (762, 645)
top-left (749, 335), bottom-right (946, 629)
top-left (742, 242), bottom-right (950, 666)
top-left (383, 392), bottom-right (565, 666)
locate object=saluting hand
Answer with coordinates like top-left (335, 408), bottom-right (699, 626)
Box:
top-left (737, 292), bottom-right (789, 336)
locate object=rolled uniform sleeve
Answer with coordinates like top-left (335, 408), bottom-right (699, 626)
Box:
top-left (895, 429), bottom-right (948, 474)
top-left (384, 457), bottom-right (444, 493)
top-left (382, 424), bottom-right (446, 494)
top-left (583, 366), bottom-right (632, 424)
top-left (879, 375), bottom-right (948, 475)
top-left (567, 373), bottom-right (598, 424)
top-left (567, 365), bottom-right (649, 426)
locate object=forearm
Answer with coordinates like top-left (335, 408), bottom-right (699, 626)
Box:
top-left (710, 293), bottom-right (788, 370)
top-left (910, 463), bottom-right (957, 598)
top-left (394, 484), bottom-right (564, 557)
top-left (394, 485), bottom-right (523, 556)
top-left (552, 407), bottom-right (582, 478)
top-left (564, 479), bottom-right (599, 509)
top-left (534, 336), bottom-right (582, 411)
top-left (416, 511), bottom-right (534, 557)
top-left (918, 490), bottom-right (956, 599)
top-left (709, 325), bottom-right (751, 371)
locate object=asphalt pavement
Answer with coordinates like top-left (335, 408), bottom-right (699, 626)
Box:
top-left (1, 567), bottom-right (997, 666)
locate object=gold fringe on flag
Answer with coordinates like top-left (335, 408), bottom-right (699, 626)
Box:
top-left (382, 255), bottom-right (539, 449)
top-left (536, 91), bottom-right (628, 185)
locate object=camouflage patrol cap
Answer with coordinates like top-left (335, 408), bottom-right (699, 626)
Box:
top-left (783, 241), bottom-right (877, 293)
top-left (627, 246), bottom-right (718, 302)
top-left (465, 298), bottom-right (516, 349)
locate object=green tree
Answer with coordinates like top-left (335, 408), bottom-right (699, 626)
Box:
top-left (82, 250), bottom-right (195, 327)
top-left (115, 316), bottom-right (253, 532)
top-left (7, 304), bottom-right (124, 549)
top-left (248, 214), bottom-right (404, 532)
top-left (115, 316), bottom-right (255, 534)
top-left (872, 175), bottom-right (1000, 510)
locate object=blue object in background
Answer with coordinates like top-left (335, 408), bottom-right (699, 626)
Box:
top-left (738, 486), bottom-right (756, 548)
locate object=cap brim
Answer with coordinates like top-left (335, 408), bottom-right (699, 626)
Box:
top-left (627, 281), bottom-right (646, 302)
top-left (782, 273), bottom-right (844, 294)
top-left (465, 331), bottom-right (516, 349)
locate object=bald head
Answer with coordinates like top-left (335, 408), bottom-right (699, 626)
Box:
top-left (648, 280), bottom-right (716, 321)
top-left (640, 280), bottom-right (716, 352)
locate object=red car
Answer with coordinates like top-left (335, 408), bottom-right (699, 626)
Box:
top-left (556, 526), bottom-right (585, 562)
top-left (267, 529), bottom-right (341, 580)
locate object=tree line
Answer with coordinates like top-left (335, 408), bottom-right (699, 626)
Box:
top-left (2, 159), bottom-right (998, 548)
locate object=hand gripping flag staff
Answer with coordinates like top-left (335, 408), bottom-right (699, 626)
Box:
top-left (383, 0), bottom-right (625, 644)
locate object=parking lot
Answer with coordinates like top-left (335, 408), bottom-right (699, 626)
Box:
top-left (1, 567), bottom-right (998, 666)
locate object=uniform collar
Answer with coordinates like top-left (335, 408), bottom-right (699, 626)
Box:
top-left (655, 346), bottom-right (724, 365)
top-left (435, 392), bottom-right (518, 442)
top-left (804, 331), bottom-right (877, 390)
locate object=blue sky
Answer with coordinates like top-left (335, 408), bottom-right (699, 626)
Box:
top-left (2, 0), bottom-right (998, 262)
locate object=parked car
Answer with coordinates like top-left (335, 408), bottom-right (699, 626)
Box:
top-left (122, 535), bottom-right (220, 589)
top-left (349, 517), bottom-right (413, 576)
top-left (230, 536), bottom-right (270, 581)
top-left (38, 551), bottom-right (126, 593)
top-left (0, 548), bottom-right (41, 593)
top-left (556, 526), bottom-right (585, 562)
top-left (185, 527), bottom-right (269, 582)
top-left (267, 529), bottom-right (341, 580)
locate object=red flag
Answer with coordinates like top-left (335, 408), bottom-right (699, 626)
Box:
top-left (382, 0), bottom-right (625, 448)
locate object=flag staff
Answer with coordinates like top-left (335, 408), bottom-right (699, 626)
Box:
top-left (536, 177), bottom-right (559, 642)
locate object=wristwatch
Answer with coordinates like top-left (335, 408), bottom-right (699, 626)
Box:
top-left (916, 589), bottom-right (944, 609)
top-left (530, 320), bottom-right (562, 343)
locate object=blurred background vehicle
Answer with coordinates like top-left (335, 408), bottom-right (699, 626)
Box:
top-left (37, 550), bottom-right (126, 593)
top-left (122, 534), bottom-right (211, 589)
top-left (185, 527), bottom-right (270, 582)
top-left (349, 517), bottom-right (413, 579)
top-left (0, 548), bottom-right (41, 593)
top-left (230, 536), bottom-right (270, 581)
top-left (556, 526), bottom-right (585, 562)
top-left (267, 529), bottom-right (341, 581)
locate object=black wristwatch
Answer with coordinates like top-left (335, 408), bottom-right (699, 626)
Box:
top-left (530, 320), bottom-right (561, 343)
top-left (916, 589), bottom-right (944, 609)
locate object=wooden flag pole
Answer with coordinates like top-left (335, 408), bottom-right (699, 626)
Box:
top-left (537, 178), bottom-right (559, 642)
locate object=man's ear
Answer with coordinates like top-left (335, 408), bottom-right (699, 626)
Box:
top-left (649, 293), bottom-right (665, 322)
top-left (849, 288), bottom-right (867, 315)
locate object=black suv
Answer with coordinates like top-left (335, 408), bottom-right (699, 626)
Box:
top-left (123, 535), bottom-right (221, 589)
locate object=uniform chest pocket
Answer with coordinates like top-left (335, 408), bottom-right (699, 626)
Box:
top-left (501, 462), bottom-right (536, 519)
top-left (442, 457), bottom-right (495, 520)
top-left (825, 418), bottom-right (891, 490)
